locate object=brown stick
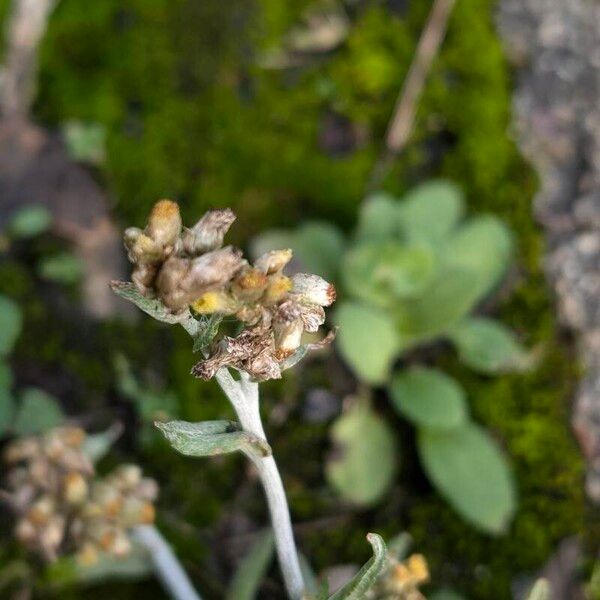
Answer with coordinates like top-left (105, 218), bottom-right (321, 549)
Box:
top-left (1, 0), bottom-right (58, 118)
top-left (367, 0), bottom-right (456, 192)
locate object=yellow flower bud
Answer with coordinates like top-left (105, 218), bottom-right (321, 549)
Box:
top-left (232, 268), bottom-right (268, 302)
top-left (145, 199), bottom-right (182, 248)
top-left (263, 274), bottom-right (292, 305)
top-left (191, 290), bottom-right (237, 315)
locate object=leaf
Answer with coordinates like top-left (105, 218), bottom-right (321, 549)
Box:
top-left (294, 222), bottom-right (345, 280)
top-left (418, 422), bottom-right (517, 534)
top-left (82, 423), bottom-right (123, 463)
top-left (389, 368), bottom-right (468, 430)
top-left (38, 253), bottom-right (84, 284)
top-left (45, 544), bottom-right (152, 585)
top-left (155, 420), bottom-right (272, 458)
top-left (450, 317), bottom-right (533, 374)
top-left (326, 399), bottom-right (397, 505)
top-left (342, 241), bottom-right (436, 307)
top-left (62, 120), bottom-right (106, 166)
top-left (397, 266), bottom-right (483, 342)
top-left (525, 578), bottom-right (551, 600)
top-left (355, 193), bottom-right (398, 241)
top-left (0, 386), bottom-right (16, 436)
top-left (328, 533), bottom-right (387, 600)
top-left (446, 215), bottom-right (513, 298)
top-left (335, 301), bottom-right (401, 384)
top-left (191, 313), bottom-right (223, 353)
top-left (110, 281), bottom-right (189, 325)
top-left (8, 205), bottom-right (52, 238)
top-left (397, 180), bottom-right (465, 243)
top-left (225, 530), bottom-right (274, 600)
top-left (0, 294), bottom-right (22, 357)
top-left (13, 388), bottom-right (65, 435)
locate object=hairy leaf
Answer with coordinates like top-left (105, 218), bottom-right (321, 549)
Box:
top-left (342, 241), bottom-right (436, 307)
top-left (225, 530), bottom-right (274, 600)
top-left (328, 533), bottom-right (387, 600)
top-left (355, 193), bottom-right (398, 241)
top-left (450, 317), bottom-right (533, 374)
top-left (192, 313), bottom-right (223, 353)
top-left (398, 180), bottom-right (464, 243)
top-left (110, 281), bottom-right (188, 324)
top-left (155, 420), bottom-right (271, 458)
top-left (294, 221), bottom-right (345, 280)
top-left (13, 388), bottom-right (65, 435)
top-left (389, 368), bottom-right (468, 430)
top-left (335, 301), bottom-right (401, 384)
top-left (82, 423), bottom-right (123, 463)
top-left (446, 215), bottom-right (513, 298)
top-left (326, 400), bottom-right (397, 505)
top-left (418, 422), bottom-right (517, 534)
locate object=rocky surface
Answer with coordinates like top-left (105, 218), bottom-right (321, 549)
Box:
top-left (497, 0), bottom-right (600, 502)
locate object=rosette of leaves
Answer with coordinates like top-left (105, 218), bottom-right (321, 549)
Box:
top-left (253, 180), bottom-right (532, 534)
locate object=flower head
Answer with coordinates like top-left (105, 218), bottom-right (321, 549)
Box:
top-left (120, 201), bottom-right (336, 381)
top-left (2, 428), bottom-right (158, 565)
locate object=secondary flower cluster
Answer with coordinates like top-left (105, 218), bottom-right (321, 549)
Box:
top-left (123, 200), bottom-right (336, 381)
top-left (2, 427), bottom-right (158, 565)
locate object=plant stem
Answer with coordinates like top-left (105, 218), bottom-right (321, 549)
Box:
top-left (133, 525), bottom-right (202, 600)
top-left (216, 369), bottom-right (305, 600)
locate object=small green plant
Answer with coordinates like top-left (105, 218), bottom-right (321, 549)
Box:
top-left (254, 180), bottom-right (533, 534)
top-left (112, 200), bottom-right (390, 599)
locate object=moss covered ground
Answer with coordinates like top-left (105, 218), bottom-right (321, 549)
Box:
top-left (0, 0), bottom-right (588, 597)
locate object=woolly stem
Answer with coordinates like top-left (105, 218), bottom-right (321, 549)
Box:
top-left (133, 525), bottom-right (202, 600)
top-left (216, 368), bottom-right (305, 600)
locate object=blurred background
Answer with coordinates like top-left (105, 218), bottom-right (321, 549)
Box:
top-left (0, 0), bottom-right (598, 598)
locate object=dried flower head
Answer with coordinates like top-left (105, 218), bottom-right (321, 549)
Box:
top-left (119, 201), bottom-right (336, 381)
top-left (1, 428), bottom-right (158, 565)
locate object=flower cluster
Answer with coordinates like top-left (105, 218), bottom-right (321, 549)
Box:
top-left (123, 201), bottom-right (336, 381)
top-left (2, 427), bottom-right (158, 565)
top-left (368, 553), bottom-right (429, 600)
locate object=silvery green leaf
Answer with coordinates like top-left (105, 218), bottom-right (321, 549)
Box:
top-left (525, 579), bottom-right (550, 600)
top-left (328, 533), bottom-right (387, 600)
top-left (355, 193), bottom-right (399, 241)
top-left (0, 294), bottom-right (22, 357)
top-left (294, 222), bottom-right (345, 280)
top-left (389, 368), bottom-right (468, 430)
top-left (225, 530), bottom-right (274, 600)
top-left (110, 281), bottom-right (189, 325)
top-left (13, 388), bottom-right (65, 435)
top-left (8, 205), bottom-right (52, 238)
top-left (326, 399), bottom-right (397, 505)
top-left (398, 180), bottom-right (465, 243)
top-left (449, 317), bottom-right (534, 374)
top-left (446, 215), bottom-right (513, 299)
top-left (155, 420), bottom-right (271, 458)
top-left (45, 544), bottom-right (152, 585)
top-left (387, 532), bottom-right (412, 561)
top-left (82, 423), bottom-right (123, 463)
top-left (335, 301), bottom-right (401, 385)
top-left (418, 422), bottom-right (517, 534)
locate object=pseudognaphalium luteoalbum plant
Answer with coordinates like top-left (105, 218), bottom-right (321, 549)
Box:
top-left (112, 201), bottom-right (386, 600)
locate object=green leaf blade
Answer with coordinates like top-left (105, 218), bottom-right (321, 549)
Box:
top-left (328, 533), bottom-right (387, 600)
top-left (335, 301), bottom-right (401, 384)
top-left (389, 368), bottom-right (468, 430)
top-left (418, 422), bottom-right (517, 534)
top-left (155, 420), bottom-right (271, 458)
top-left (326, 400), bottom-right (397, 506)
top-left (14, 388), bottom-right (65, 435)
